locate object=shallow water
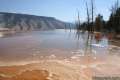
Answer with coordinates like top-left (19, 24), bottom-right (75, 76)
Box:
top-left (0, 29), bottom-right (119, 62)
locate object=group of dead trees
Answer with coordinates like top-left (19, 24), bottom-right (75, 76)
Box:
top-left (76, 0), bottom-right (120, 37)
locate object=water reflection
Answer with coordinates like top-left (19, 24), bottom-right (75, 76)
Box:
top-left (0, 29), bottom-right (119, 62)
top-left (0, 32), bottom-right (4, 37)
top-left (0, 31), bottom-right (15, 38)
top-left (76, 29), bottom-right (110, 51)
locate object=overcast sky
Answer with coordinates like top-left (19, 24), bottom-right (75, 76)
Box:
top-left (0, 0), bottom-right (119, 22)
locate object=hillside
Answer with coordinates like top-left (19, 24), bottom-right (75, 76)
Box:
top-left (0, 12), bottom-right (73, 31)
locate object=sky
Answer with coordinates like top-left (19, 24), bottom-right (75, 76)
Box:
top-left (0, 0), bottom-right (119, 22)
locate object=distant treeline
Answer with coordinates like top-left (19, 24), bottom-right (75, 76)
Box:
top-left (76, 0), bottom-right (120, 36)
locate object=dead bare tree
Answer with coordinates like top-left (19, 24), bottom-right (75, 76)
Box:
top-left (75, 0), bottom-right (96, 56)
top-left (111, 0), bottom-right (119, 14)
top-left (91, 0), bottom-right (94, 33)
top-left (76, 11), bottom-right (81, 39)
top-left (84, 0), bottom-right (96, 56)
top-left (86, 2), bottom-right (90, 31)
top-left (84, 2), bottom-right (91, 56)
